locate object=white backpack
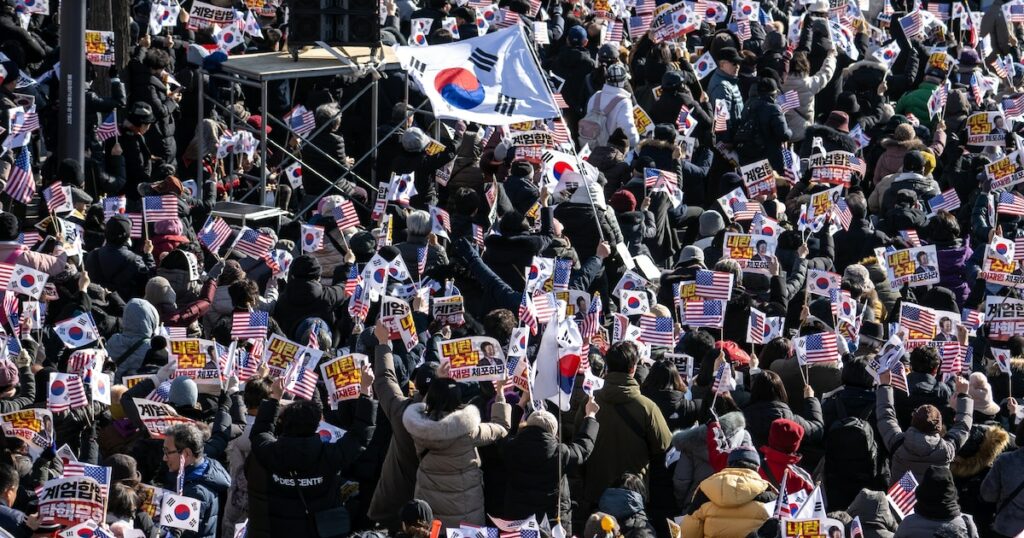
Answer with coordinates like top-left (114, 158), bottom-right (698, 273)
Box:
top-left (577, 93), bottom-right (625, 148)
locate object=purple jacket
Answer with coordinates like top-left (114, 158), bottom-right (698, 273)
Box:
top-left (935, 240), bottom-right (973, 306)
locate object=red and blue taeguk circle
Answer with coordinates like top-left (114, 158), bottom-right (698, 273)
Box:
top-left (740, 4), bottom-right (753, 16)
top-left (69, 326), bottom-right (84, 341)
top-left (435, 68), bottom-right (486, 110)
top-left (552, 161), bottom-right (575, 180)
top-left (627, 296), bottom-right (641, 309)
top-left (373, 268), bottom-right (387, 283)
top-left (76, 529), bottom-right (94, 538)
top-left (51, 380), bottom-right (65, 396)
top-left (174, 504), bottom-right (192, 520)
top-left (19, 274), bottom-right (34, 289)
top-left (997, 242), bottom-right (1009, 256)
top-left (815, 277), bottom-right (829, 290)
top-left (318, 428), bottom-right (332, 442)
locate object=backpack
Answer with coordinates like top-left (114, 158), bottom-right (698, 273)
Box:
top-left (578, 93), bottom-right (625, 148)
top-left (824, 398), bottom-right (888, 488)
top-left (731, 102), bottom-right (761, 149)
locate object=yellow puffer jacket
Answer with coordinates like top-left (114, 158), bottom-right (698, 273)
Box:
top-left (680, 468), bottom-right (775, 538)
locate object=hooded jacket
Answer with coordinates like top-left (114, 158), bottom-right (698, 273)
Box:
top-left (402, 400), bottom-right (511, 527)
top-left (110, 299), bottom-right (159, 382)
top-left (895, 467), bottom-right (979, 538)
top-left (876, 385), bottom-right (973, 482)
top-left (274, 256), bottom-right (349, 339)
top-left (707, 70), bottom-right (744, 132)
top-left (845, 488), bottom-right (899, 538)
top-left (981, 445), bottom-right (1024, 537)
top-left (580, 372), bottom-right (672, 504)
top-left (741, 398), bottom-right (824, 448)
top-left (679, 467), bottom-right (775, 538)
top-left (672, 412), bottom-right (751, 506)
top-left (248, 396), bottom-right (376, 538)
top-left (782, 52), bottom-right (838, 142)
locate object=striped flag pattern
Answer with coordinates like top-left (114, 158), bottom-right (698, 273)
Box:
top-left (776, 90), bottom-right (800, 111)
top-left (96, 111), bottom-right (120, 142)
top-left (4, 149), bottom-right (35, 204)
top-left (695, 270), bottom-right (733, 300)
top-left (284, 105), bottom-right (316, 137)
top-left (63, 463), bottom-right (112, 497)
top-left (48, 373), bottom-right (89, 412)
top-left (998, 191), bottom-right (1024, 216)
top-left (231, 310), bottom-right (269, 339)
top-left (887, 471), bottom-right (919, 517)
top-left (900, 303), bottom-right (936, 336)
top-left (518, 292), bottom-right (538, 335)
top-left (198, 216), bottom-right (233, 252)
top-left (684, 300), bottom-right (725, 328)
top-left (928, 189), bottom-right (961, 213)
top-left (797, 332), bottom-right (839, 363)
top-left (333, 199), bottom-right (361, 230)
top-left (234, 227), bottom-right (275, 258)
top-left (639, 315), bottom-right (676, 347)
top-left (143, 195), bottom-right (178, 222)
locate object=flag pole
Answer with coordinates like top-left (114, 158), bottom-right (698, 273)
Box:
top-left (520, 24), bottom-right (605, 242)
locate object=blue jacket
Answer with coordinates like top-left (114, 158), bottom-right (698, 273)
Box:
top-left (707, 70), bottom-right (744, 130)
top-left (0, 500), bottom-right (29, 538)
top-left (162, 458), bottom-right (231, 538)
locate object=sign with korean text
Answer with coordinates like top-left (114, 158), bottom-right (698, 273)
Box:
top-left (437, 336), bottom-right (506, 382)
top-left (320, 354), bottom-right (368, 409)
top-left (886, 245), bottom-right (939, 288)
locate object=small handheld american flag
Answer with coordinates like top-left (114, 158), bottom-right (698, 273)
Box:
top-left (898, 11), bottom-right (923, 38)
top-left (927, 189), bottom-right (961, 214)
top-left (684, 299), bottom-right (725, 328)
top-left (551, 258), bottom-right (572, 291)
top-left (776, 90), bottom-right (800, 112)
top-left (639, 315), bottom-right (676, 347)
top-left (333, 199), bottom-right (361, 230)
top-left (713, 100), bottom-right (730, 132)
top-left (796, 332), bottom-right (839, 364)
top-left (711, 361), bottom-right (736, 394)
top-left (899, 303), bottom-right (936, 336)
top-left (695, 270), bottom-right (733, 300)
top-left (96, 111), bottom-right (120, 142)
top-left (518, 292), bottom-right (538, 335)
top-left (284, 105), bottom-right (316, 137)
top-left (233, 227), bottom-right (275, 258)
top-left (886, 471), bottom-right (919, 518)
top-left (4, 149), bottom-right (35, 205)
top-left (143, 195), bottom-right (178, 222)
top-left (997, 191), bottom-right (1024, 217)
top-left (231, 310), bottom-right (269, 339)
top-left (198, 216), bottom-right (233, 252)
top-left (63, 462), bottom-right (112, 497)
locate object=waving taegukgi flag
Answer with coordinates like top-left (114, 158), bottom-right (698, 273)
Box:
top-left (396, 26), bottom-right (560, 125)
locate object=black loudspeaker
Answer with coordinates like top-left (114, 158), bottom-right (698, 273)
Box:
top-left (287, 0), bottom-right (381, 47)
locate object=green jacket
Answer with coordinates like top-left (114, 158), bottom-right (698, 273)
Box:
top-left (895, 82), bottom-right (939, 130)
top-left (580, 372), bottom-right (672, 504)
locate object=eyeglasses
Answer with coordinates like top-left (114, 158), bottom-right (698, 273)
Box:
top-left (162, 448), bottom-right (179, 456)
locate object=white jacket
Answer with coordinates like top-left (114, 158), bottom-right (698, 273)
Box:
top-left (585, 85), bottom-right (640, 150)
top-left (782, 52), bottom-right (837, 142)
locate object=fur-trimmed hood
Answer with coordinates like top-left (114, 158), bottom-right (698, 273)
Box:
top-left (672, 411), bottom-right (746, 454)
top-left (880, 137), bottom-right (927, 150)
top-left (637, 138), bottom-right (676, 152)
top-left (986, 357), bottom-right (1024, 376)
top-left (402, 402), bottom-right (481, 449)
top-left (951, 424), bottom-right (1012, 478)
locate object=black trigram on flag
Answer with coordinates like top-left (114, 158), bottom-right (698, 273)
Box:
top-left (469, 48), bottom-right (498, 72)
top-left (409, 58), bottom-right (427, 74)
top-left (494, 93), bottom-right (518, 116)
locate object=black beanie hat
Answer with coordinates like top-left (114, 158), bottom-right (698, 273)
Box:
top-left (289, 255), bottom-right (323, 281)
top-left (0, 212), bottom-right (18, 241)
top-left (105, 215), bottom-right (132, 244)
top-left (58, 159), bottom-right (84, 188)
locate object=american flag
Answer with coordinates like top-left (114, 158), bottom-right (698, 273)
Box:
top-left (926, 2), bottom-right (950, 19)
top-left (236, 340), bottom-right (262, 382)
top-left (533, 293), bottom-right (557, 324)
top-left (342, 264), bottom-right (362, 297)
top-left (17, 231), bottom-right (39, 249)
top-left (899, 229), bottom-right (920, 246)
top-left (332, 198), bottom-right (361, 230)
top-left (891, 362), bottom-right (909, 394)
top-left (579, 292), bottom-right (602, 343)
top-left (495, 9), bottom-right (520, 28)
top-left (711, 361), bottom-right (736, 393)
top-left (629, 15), bottom-right (653, 38)
top-left (431, 206), bottom-right (451, 234)
top-left (284, 105), bottom-right (316, 137)
top-left (998, 191), bottom-right (1024, 216)
top-left (961, 308), bottom-right (984, 332)
top-left (416, 246), bottom-right (428, 278)
top-left (677, 105), bottom-right (697, 134)
top-left (639, 315), bottom-right (676, 346)
top-left (684, 300), bottom-right (725, 328)
top-left (551, 120), bottom-right (570, 145)
top-left (286, 364), bottom-right (319, 401)
top-left (695, 269), bottom-right (733, 300)
top-left (776, 90), bottom-right (800, 112)
top-left (96, 111), bottom-right (120, 142)
top-left (4, 149), bottom-right (35, 205)
top-left (645, 168), bottom-right (677, 188)
top-left (900, 303), bottom-right (936, 336)
top-left (799, 332), bottom-right (839, 363)
top-left (518, 292), bottom-right (538, 335)
top-left (231, 310), bottom-right (269, 339)
top-left (928, 189), bottom-right (961, 213)
top-left (126, 213), bottom-right (144, 238)
top-left (63, 463), bottom-right (111, 496)
top-left (748, 307), bottom-right (766, 344)
top-left (940, 342), bottom-right (962, 373)
top-left (551, 258), bottom-right (571, 291)
top-left (605, 21), bottom-right (623, 42)
top-left (1005, 1), bottom-right (1024, 22)
top-left (143, 195), bottom-right (177, 222)
top-left (732, 19), bottom-right (751, 40)
top-left (969, 73), bottom-right (983, 105)
top-left (1003, 95), bottom-right (1024, 117)
top-left (472, 224), bottom-right (485, 248)
top-left (899, 11), bottom-right (923, 38)
top-left (20, 106), bottom-right (39, 133)
top-left (833, 199), bottom-right (852, 230)
top-left (713, 100), bottom-right (729, 132)
top-left (234, 227), bottom-right (275, 258)
top-left (43, 183), bottom-right (68, 213)
top-left (993, 55), bottom-right (1014, 79)
top-left (887, 471), bottom-right (919, 517)
top-left (198, 216), bottom-right (233, 252)
top-left (850, 516), bottom-right (864, 538)
top-left (348, 281), bottom-right (370, 321)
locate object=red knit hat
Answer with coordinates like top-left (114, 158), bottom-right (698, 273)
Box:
top-left (768, 418), bottom-right (804, 454)
top-left (610, 190), bottom-right (637, 213)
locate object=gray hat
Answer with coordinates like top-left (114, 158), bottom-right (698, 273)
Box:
top-left (400, 499), bottom-right (433, 526)
top-left (727, 445), bottom-right (761, 469)
top-left (677, 245), bottom-right (705, 265)
top-left (401, 127), bottom-right (430, 152)
top-left (606, 63), bottom-right (629, 87)
top-left (843, 264), bottom-right (874, 294)
top-left (699, 210), bottom-right (725, 237)
top-left (168, 376), bottom-right (198, 408)
top-left (71, 187), bottom-right (93, 206)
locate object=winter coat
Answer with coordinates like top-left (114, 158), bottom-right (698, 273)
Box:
top-left (895, 82), bottom-right (940, 130)
top-left (782, 52), bottom-right (838, 142)
top-left (302, 129), bottom-right (356, 197)
top-left (952, 423), bottom-right (1012, 535)
top-left (221, 420), bottom-right (252, 537)
top-left (84, 244), bottom-right (156, 301)
top-left (274, 277), bottom-right (348, 340)
top-left (110, 299), bottom-right (159, 382)
top-left (894, 513), bottom-right (979, 538)
top-left (870, 130), bottom-right (946, 194)
top-left (769, 358), bottom-right (842, 408)
top-left (396, 238), bottom-right (448, 285)
top-left (548, 47), bottom-right (598, 115)
top-left (846, 489), bottom-right (899, 538)
top-left (679, 467), bottom-right (775, 538)
top-left (402, 401), bottom-right (511, 527)
top-left (832, 219), bottom-right (889, 274)
top-left (981, 1), bottom-right (1016, 58)
top-left (0, 243), bottom-right (66, 277)
top-left (367, 345), bottom-right (422, 528)
top-left (580, 372), bottom-right (672, 504)
top-left (553, 201), bottom-right (623, 260)
top-left (798, 124), bottom-right (858, 158)
top-left (390, 140), bottom-right (459, 210)
top-left (876, 385), bottom-right (973, 482)
top-left (308, 225), bottom-right (348, 285)
top-left (137, 75), bottom-right (178, 162)
top-left (981, 446), bottom-right (1024, 537)
top-left (671, 412), bottom-right (750, 507)
top-left (742, 398), bottom-right (824, 448)
top-left (482, 208), bottom-right (555, 291)
top-left (584, 85), bottom-right (640, 149)
top-left (707, 70), bottom-right (744, 132)
top-left (616, 210), bottom-right (656, 258)
top-left (737, 94), bottom-right (792, 172)
top-left (498, 417), bottom-right (598, 523)
top-left (248, 396), bottom-right (376, 538)
top-left (934, 240), bottom-right (973, 307)
top-left (877, 173), bottom-right (942, 215)
top-left (160, 458), bottom-right (230, 538)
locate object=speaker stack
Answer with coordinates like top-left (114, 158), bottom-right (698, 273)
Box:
top-left (287, 0), bottom-right (381, 47)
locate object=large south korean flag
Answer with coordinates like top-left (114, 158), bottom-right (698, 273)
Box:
top-left (396, 26), bottom-right (559, 125)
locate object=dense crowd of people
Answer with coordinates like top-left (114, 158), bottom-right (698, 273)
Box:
top-left (0, 0), bottom-right (1023, 536)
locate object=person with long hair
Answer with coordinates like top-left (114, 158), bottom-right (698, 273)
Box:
top-left (742, 370), bottom-right (824, 448)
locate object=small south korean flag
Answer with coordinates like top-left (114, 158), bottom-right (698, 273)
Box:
top-left (283, 162), bottom-right (303, 189)
top-left (161, 493), bottom-right (202, 532)
top-left (300, 224), bottom-right (325, 253)
top-left (91, 371), bottom-right (112, 405)
top-left (8, 264), bottom-right (48, 299)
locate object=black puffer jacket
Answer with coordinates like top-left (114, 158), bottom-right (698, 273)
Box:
top-left (274, 255), bottom-right (349, 338)
top-left (498, 418), bottom-right (598, 523)
top-left (302, 128), bottom-right (356, 197)
top-left (742, 398), bottom-right (825, 448)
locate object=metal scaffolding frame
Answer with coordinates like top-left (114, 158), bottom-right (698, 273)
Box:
top-left (195, 45), bottom-right (406, 211)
